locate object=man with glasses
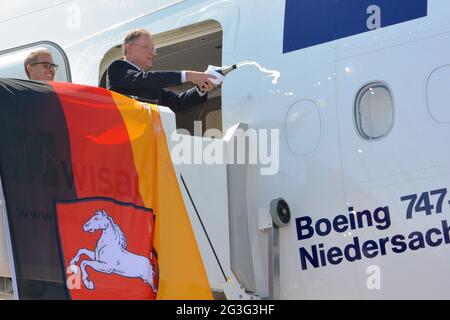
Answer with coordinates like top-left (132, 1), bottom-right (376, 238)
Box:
top-left (106, 28), bottom-right (217, 112)
top-left (24, 49), bottom-right (58, 81)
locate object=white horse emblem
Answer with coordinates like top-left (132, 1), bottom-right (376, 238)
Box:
top-left (69, 210), bottom-right (156, 292)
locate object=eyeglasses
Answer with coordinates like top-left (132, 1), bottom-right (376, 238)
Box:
top-left (133, 43), bottom-right (157, 55)
top-left (31, 62), bottom-right (59, 71)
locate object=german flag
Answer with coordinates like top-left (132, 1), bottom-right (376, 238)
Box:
top-left (0, 78), bottom-right (212, 300)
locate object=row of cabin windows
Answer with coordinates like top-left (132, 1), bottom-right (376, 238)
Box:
top-left (0, 39), bottom-right (394, 142)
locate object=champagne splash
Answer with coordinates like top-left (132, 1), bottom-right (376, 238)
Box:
top-left (236, 60), bottom-right (281, 84)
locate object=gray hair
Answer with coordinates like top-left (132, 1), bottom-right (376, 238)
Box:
top-left (123, 28), bottom-right (151, 56)
top-left (24, 49), bottom-right (52, 78)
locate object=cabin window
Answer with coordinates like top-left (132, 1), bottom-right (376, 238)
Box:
top-left (0, 41), bottom-right (71, 82)
top-left (354, 82), bottom-right (394, 140)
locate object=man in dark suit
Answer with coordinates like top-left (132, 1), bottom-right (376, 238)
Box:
top-left (106, 28), bottom-right (216, 112)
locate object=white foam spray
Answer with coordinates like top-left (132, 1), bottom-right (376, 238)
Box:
top-left (236, 60), bottom-right (281, 84)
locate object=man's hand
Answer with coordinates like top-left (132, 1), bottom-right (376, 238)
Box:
top-left (186, 71), bottom-right (217, 92)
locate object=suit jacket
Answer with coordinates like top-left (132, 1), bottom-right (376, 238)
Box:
top-left (106, 60), bottom-right (207, 112)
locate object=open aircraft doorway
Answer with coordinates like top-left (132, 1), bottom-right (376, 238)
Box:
top-left (99, 20), bottom-right (223, 137)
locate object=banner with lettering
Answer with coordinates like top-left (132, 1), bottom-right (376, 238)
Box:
top-left (0, 78), bottom-right (212, 300)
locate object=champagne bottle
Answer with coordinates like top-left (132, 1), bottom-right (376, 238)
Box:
top-left (216, 64), bottom-right (237, 76)
top-left (206, 64), bottom-right (238, 85)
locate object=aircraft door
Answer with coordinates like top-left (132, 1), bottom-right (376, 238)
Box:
top-left (335, 35), bottom-right (450, 194)
top-left (0, 41), bottom-right (71, 82)
top-left (335, 33), bottom-right (450, 297)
